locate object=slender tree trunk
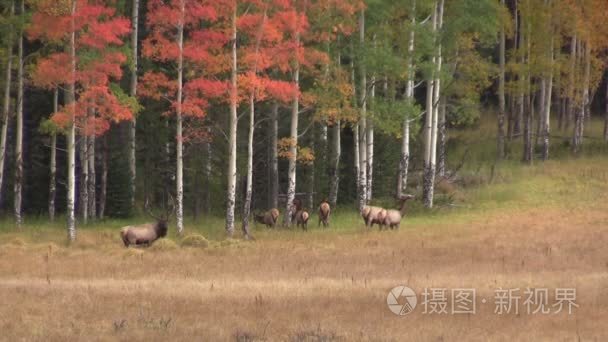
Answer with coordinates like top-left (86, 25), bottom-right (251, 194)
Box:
top-left (497, 0), bottom-right (506, 159)
top-left (175, 0), bottom-right (185, 235)
top-left (14, 0), bottom-right (23, 227)
top-left (357, 9), bottom-right (367, 212)
top-left (604, 77), bottom-right (608, 142)
top-left (307, 123), bottom-right (315, 208)
top-left (423, 0), bottom-right (441, 209)
top-left (437, 97), bottom-right (447, 178)
top-left (67, 0), bottom-right (77, 241)
top-left (515, 1), bottom-right (523, 137)
top-left (283, 33), bottom-right (300, 227)
top-left (226, 8), bottom-right (238, 235)
top-left (242, 96), bottom-right (254, 239)
top-left (268, 102), bottom-right (279, 209)
top-left (49, 89), bottom-right (58, 221)
top-left (204, 126), bottom-right (212, 214)
top-left (536, 78), bottom-right (545, 148)
top-left (87, 117), bottom-right (96, 219)
top-left (328, 120), bottom-right (340, 208)
top-left (400, 0), bottom-right (415, 196)
top-left (522, 15), bottom-right (532, 164)
top-left (351, 58), bottom-right (359, 208)
top-left (366, 74), bottom-right (374, 202)
top-left (99, 135), bottom-right (107, 219)
top-left (129, 0), bottom-right (139, 210)
top-left (541, 36), bottom-right (554, 160)
top-left (0, 1), bottom-right (14, 207)
top-left (566, 35), bottom-right (576, 133)
top-left (79, 134), bottom-right (88, 223)
top-left (573, 42), bottom-right (590, 153)
top-left (423, 74), bottom-right (435, 208)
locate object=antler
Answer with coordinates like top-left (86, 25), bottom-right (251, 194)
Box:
top-left (165, 193), bottom-right (175, 220)
top-left (145, 198), bottom-right (163, 221)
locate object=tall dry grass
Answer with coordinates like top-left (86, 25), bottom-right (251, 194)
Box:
top-left (0, 158), bottom-right (607, 340)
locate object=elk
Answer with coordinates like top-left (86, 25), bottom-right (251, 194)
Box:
top-left (383, 194), bottom-right (415, 230)
top-left (290, 198), bottom-right (303, 223)
top-left (318, 199), bottom-right (331, 228)
top-left (120, 198), bottom-right (174, 247)
top-left (254, 208), bottom-right (280, 228)
top-left (294, 209), bottom-right (310, 230)
top-left (361, 205), bottom-right (387, 229)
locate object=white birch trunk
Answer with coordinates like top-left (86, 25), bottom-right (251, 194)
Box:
top-left (542, 36), bottom-right (554, 160)
top-left (99, 135), bottom-right (107, 219)
top-left (205, 126), bottom-right (212, 214)
top-left (357, 9), bottom-right (367, 212)
top-left (269, 103), bottom-right (279, 209)
top-left (175, 0), bottom-right (185, 235)
top-left (283, 33), bottom-right (300, 227)
top-left (423, 1), bottom-right (439, 208)
top-left (49, 89), bottom-right (58, 221)
top-left (242, 96), bottom-right (254, 239)
top-left (129, 0), bottom-right (139, 210)
top-left (226, 8), bottom-right (238, 235)
top-left (0, 1), bottom-right (14, 207)
top-left (67, 0), bottom-right (77, 241)
top-left (366, 71), bottom-right (374, 203)
top-left (87, 119), bottom-right (96, 219)
top-left (79, 134), bottom-right (88, 224)
top-left (400, 0), bottom-right (415, 196)
top-left (328, 120), bottom-right (340, 208)
top-left (14, 0), bottom-right (23, 227)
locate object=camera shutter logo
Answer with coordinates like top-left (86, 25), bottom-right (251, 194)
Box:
top-left (387, 286), bottom-right (417, 315)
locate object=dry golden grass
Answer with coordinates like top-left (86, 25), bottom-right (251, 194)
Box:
top-left (1, 159), bottom-right (608, 341)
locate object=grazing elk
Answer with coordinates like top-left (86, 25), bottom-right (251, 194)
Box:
top-left (294, 209), bottom-right (310, 230)
top-left (254, 208), bottom-right (280, 228)
top-left (383, 194), bottom-right (415, 230)
top-left (318, 199), bottom-right (331, 228)
top-left (120, 198), bottom-right (174, 247)
top-left (361, 205), bottom-right (387, 229)
top-left (290, 198), bottom-right (303, 223)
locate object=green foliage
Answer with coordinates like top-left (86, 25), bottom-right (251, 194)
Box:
top-left (39, 118), bottom-right (60, 135)
top-left (110, 82), bottom-right (142, 115)
top-left (370, 98), bottom-right (420, 137)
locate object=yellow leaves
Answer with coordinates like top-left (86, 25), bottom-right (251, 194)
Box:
top-left (297, 147), bottom-right (315, 165)
top-left (277, 137), bottom-right (315, 165)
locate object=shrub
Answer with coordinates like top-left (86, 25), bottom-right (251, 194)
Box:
top-left (181, 234), bottom-right (209, 248)
top-left (150, 238), bottom-right (178, 251)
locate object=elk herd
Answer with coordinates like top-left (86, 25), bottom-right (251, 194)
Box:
top-left (120, 194), bottom-right (414, 247)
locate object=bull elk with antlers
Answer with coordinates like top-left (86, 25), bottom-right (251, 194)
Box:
top-left (383, 194), bottom-right (415, 230)
top-left (120, 197), bottom-right (174, 247)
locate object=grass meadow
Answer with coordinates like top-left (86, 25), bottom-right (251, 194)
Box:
top-left (1, 117), bottom-right (608, 341)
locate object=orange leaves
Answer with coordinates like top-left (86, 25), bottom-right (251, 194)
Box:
top-left (139, 72), bottom-right (177, 101)
top-left (29, 0), bottom-right (133, 137)
top-left (31, 53), bottom-right (73, 89)
top-left (277, 138), bottom-right (315, 165)
top-left (79, 17), bottom-right (130, 49)
top-left (264, 79), bottom-right (299, 103)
